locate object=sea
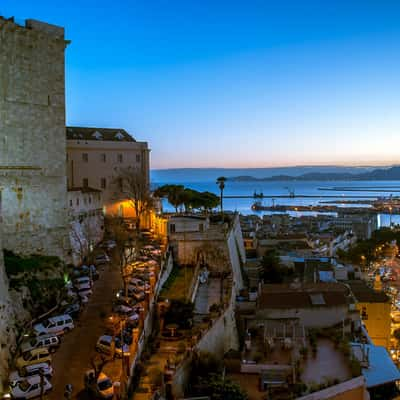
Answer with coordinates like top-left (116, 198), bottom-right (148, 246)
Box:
top-left (151, 169), bottom-right (400, 228)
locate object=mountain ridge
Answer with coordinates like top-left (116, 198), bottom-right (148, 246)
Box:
top-left (230, 166), bottom-right (400, 182)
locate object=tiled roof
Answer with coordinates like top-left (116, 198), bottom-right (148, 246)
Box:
top-left (66, 126), bottom-right (136, 142)
top-left (259, 283), bottom-right (350, 309)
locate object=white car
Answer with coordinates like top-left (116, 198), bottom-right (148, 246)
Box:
top-left (20, 335), bottom-right (60, 354)
top-left (9, 364), bottom-right (53, 387)
top-left (10, 375), bottom-right (52, 399)
top-left (96, 335), bottom-right (130, 358)
top-left (74, 276), bottom-right (92, 288)
top-left (33, 315), bottom-right (74, 336)
top-left (75, 283), bottom-right (93, 298)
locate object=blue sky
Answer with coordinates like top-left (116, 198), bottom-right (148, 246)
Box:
top-left (2, 1), bottom-right (400, 168)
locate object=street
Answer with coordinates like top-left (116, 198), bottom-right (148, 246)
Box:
top-left (49, 261), bottom-right (122, 400)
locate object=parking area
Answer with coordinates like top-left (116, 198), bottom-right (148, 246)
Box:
top-left (49, 261), bottom-right (122, 400)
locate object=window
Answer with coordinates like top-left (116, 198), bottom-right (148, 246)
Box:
top-left (76, 198), bottom-right (79, 206)
top-left (101, 178), bottom-right (106, 189)
top-left (199, 223), bottom-right (204, 232)
top-left (82, 153), bottom-right (88, 162)
top-left (136, 154), bottom-right (141, 163)
top-left (89, 196), bottom-right (92, 204)
top-left (69, 200), bottom-right (73, 207)
top-left (170, 224), bottom-right (176, 233)
top-left (83, 178), bottom-right (88, 188)
top-left (361, 307), bottom-right (368, 320)
top-left (118, 178), bottom-right (123, 192)
top-left (117, 154), bottom-right (123, 163)
top-left (100, 153), bottom-right (106, 162)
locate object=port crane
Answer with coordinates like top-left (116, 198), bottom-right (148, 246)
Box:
top-left (284, 187), bottom-right (295, 198)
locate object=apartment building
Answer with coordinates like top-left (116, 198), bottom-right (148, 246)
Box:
top-left (66, 126), bottom-right (150, 214)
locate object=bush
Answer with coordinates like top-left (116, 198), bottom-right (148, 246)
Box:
top-left (4, 250), bottom-right (62, 277)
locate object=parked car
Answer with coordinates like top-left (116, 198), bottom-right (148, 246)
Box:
top-left (20, 334), bottom-right (60, 354)
top-left (16, 349), bottom-right (51, 369)
top-left (74, 276), bottom-right (92, 288)
top-left (9, 375), bottom-right (52, 399)
top-left (95, 335), bottom-right (130, 358)
top-left (126, 286), bottom-right (146, 301)
top-left (95, 254), bottom-right (110, 265)
top-left (112, 304), bottom-right (135, 316)
top-left (33, 315), bottom-right (74, 336)
top-left (62, 303), bottom-right (81, 319)
top-left (84, 370), bottom-right (114, 399)
top-left (75, 283), bottom-right (93, 298)
top-left (128, 278), bottom-right (150, 290)
top-left (9, 364), bottom-right (53, 387)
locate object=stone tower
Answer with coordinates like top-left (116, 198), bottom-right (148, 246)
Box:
top-left (0, 17), bottom-right (69, 259)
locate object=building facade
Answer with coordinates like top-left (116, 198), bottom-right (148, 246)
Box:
top-left (67, 187), bottom-right (104, 265)
top-left (348, 281), bottom-right (391, 349)
top-left (66, 127), bottom-right (150, 214)
top-left (0, 17), bottom-right (70, 259)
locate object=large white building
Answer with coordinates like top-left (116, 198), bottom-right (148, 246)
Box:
top-left (66, 127), bottom-right (150, 215)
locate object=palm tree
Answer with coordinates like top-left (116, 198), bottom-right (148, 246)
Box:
top-left (216, 176), bottom-right (227, 219)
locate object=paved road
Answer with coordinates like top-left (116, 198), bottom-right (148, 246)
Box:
top-left (49, 262), bottom-right (122, 400)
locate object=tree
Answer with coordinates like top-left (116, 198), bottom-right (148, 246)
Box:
top-left (199, 191), bottom-right (220, 213)
top-left (113, 166), bottom-right (153, 231)
top-left (261, 249), bottom-right (284, 283)
top-left (207, 374), bottom-right (248, 400)
top-left (154, 184), bottom-right (185, 213)
top-left (105, 216), bottom-right (135, 296)
top-left (70, 215), bottom-right (103, 265)
top-left (216, 177), bottom-right (227, 218)
top-left (164, 299), bottom-right (194, 329)
top-left (154, 185), bottom-right (220, 214)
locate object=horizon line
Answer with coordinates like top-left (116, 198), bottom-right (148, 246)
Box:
top-left (151, 163), bottom-right (399, 171)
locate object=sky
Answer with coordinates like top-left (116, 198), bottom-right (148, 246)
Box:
top-left (2, 1), bottom-right (400, 169)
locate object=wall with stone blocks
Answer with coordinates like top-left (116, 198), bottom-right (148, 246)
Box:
top-left (0, 17), bottom-right (70, 259)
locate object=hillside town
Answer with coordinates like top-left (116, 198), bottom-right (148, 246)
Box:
top-left (2, 12), bottom-right (400, 400)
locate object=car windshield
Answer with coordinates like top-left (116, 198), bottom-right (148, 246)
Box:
top-left (29, 339), bottom-right (38, 346)
top-left (98, 379), bottom-right (112, 390)
top-left (18, 380), bottom-right (30, 392)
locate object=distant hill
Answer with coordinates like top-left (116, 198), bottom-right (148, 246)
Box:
top-left (151, 165), bottom-right (378, 183)
top-left (230, 166), bottom-right (400, 182)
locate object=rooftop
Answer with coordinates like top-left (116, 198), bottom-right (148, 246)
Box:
top-left (66, 126), bottom-right (136, 142)
top-left (259, 282), bottom-right (350, 309)
top-left (351, 343), bottom-right (400, 388)
top-left (347, 281), bottom-right (389, 303)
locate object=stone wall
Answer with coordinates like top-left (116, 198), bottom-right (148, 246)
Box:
top-left (0, 224), bottom-right (17, 394)
top-left (0, 17), bottom-right (69, 259)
